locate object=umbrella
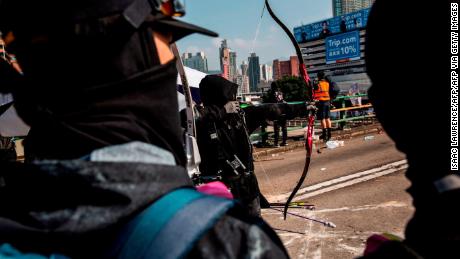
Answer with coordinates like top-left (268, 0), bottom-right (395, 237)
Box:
top-left (176, 66), bottom-right (207, 110)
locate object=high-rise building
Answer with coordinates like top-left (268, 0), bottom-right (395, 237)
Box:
top-left (237, 61), bottom-right (250, 95)
top-left (333, 0), bottom-right (375, 16)
top-left (300, 24), bottom-right (371, 91)
top-left (229, 51), bottom-right (237, 82)
top-left (241, 61), bottom-right (249, 77)
top-left (268, 65), bottom-right (273, 81)
top-left (248, 53), bottom-right (260, 92)
top-left (259, 64), bottom-right (273, 82)
top-left (289, 56), bottom-right (299, 78)
top-left (272, 56), bottom-right (299, 80)
top-left (219, 40), bottom-right (238, 82)
top-left (182, 52), bottom-right (192, 60)
top-left (236, 75), bottom-right (250, 95)
top-left (182, 52), bottom-right (208, 73)
top-left (259, 65), bottom-right (263, 81)
top-left (219, 40), bottom-right (230, 80)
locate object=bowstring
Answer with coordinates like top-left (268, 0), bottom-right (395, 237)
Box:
top-left (241, 2), bottom-right (266, 81)
top-left (248, 2), bottom-right (278, 199)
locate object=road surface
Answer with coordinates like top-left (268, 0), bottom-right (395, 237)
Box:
top-left (256, 133), bottom-right (414, 258)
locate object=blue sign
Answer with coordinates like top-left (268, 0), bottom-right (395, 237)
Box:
top-left (294, 8), bottom-right (370, 43)
top-left (325, 31), bottom-right (361, 63)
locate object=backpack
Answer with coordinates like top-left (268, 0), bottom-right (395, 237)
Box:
top-left (110, 188), bottom-right (235, 259)
top-left (324, 76), bottom-right (340, 100)
top-left (329, 81), bottom-right (340, 100)
top-left (0, 188), bottom-right (236, 259)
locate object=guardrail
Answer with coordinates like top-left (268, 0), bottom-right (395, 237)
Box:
top-left (249, 94), bottom-right (375, 143)
top-left (286, 94), bottom-right (374, 127)
top-left (330, 94), bottom-right (373, 128)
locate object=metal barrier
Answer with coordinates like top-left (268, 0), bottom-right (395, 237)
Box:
top-left (251, 94), bottom-right (375, 143)
top-left (330, 94), bottom-right (373, 129)
top-left (285, 94), bottom-right (374, 128)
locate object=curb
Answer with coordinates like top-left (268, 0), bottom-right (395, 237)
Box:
top-left (253, 124), bottom-right (382, 158)
top-left (253, 142), bottom-right (305, 158)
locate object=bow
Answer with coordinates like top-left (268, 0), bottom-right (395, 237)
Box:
top-left (264, 0), bottom-right (316, 220)
top-left (171, 43), bottom-right (202, 180)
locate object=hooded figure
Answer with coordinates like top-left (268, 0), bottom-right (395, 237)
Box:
top-left (196, 75), bottom-right (262, 217)
top-left (0, 1), bottom-right (288, 258)
top-left (0, 0), bottom-right (221, 164)
top-left (360, 1), bottom-right (457, 258)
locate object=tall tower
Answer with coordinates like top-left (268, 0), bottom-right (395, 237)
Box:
top-left (219, 40), bottom-right (230, 79)
top-left (229, 51), bottom-right (237, 82)
top-left (260, 64), bottom-right (273, 82)
top-left (248, 53), bottom-right (260, 92)
top-left (219, 39), bottom-right (228, 71)
top-left (241, 61), bottom-right (249, 77)
top-left (237, 61), bottom-right (250, 95)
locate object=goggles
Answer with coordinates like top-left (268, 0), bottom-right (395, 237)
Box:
top-left (153, 0), bottom-right (186, 17)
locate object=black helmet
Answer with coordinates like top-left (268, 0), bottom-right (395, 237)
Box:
top-left (0, 0), bottom-right (217, 41)
top-left (317, 71), bottom-right (325, 80)
top-left (0, 0), bottom-right (218, 94)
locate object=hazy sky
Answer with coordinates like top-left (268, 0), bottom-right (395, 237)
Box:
top-left (176, 0), bottom-right (332, 71)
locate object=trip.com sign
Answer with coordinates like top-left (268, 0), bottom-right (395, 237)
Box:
top-left (326, 31), bottom-right (361, 64)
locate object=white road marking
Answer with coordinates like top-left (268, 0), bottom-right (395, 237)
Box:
top-left (313, 201), bottom-right (408, 213)
top-left (271, 160), bottom-right (408, 202)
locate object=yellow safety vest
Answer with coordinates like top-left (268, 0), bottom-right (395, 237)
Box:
top-left (314, 80), bottom-right (330, 101)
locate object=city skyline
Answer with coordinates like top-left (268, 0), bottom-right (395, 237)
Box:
top-left (176, 1), bottom-right (332, 71)
top-left (182, 52), bottom-right (208, 73)
top-left (182, 43), bottom-right (278, 74)
top-left (181, 47), bottom-right (300, 92)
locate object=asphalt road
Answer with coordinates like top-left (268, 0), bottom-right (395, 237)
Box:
top-left (256, 133), bottom-right (414, 258)
top-left (254, 133), bottom-right (406, 199)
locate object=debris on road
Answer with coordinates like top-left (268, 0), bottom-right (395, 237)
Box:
top-left (326, 140), bottom-right (340, 149)
top-left (364, 135), bottom-right (375, 141)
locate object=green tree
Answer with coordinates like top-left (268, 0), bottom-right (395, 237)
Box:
top-left (262, 76), bottom-right (308, 103)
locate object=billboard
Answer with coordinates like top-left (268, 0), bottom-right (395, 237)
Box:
top-left (325, 31), bottom-right (361, 64)
top-left (294, 8), bottom-right (370, 43)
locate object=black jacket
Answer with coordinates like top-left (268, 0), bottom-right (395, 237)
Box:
top-left (195, 76), bottom-right (261, 207)
top-left (0, 159), bottom-right (288, 258)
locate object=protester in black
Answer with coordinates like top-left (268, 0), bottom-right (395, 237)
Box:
top-left (195, 75), bottom-right (262, 217)
top-left (361, 0), bottom-right (457, 258)
top-left (273, 89), bottom-right (288, 147)
top-left (0, 1), bottom-right (289, 258)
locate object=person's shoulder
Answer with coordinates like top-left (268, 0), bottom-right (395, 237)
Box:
top-left (189, 214), bottom-right (289, 259)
